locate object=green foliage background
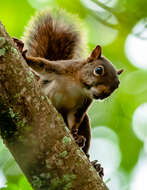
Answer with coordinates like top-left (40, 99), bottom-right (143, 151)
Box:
top-left (0, 0), bottom-right (147, 189)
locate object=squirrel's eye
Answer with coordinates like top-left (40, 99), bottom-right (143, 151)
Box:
top-left (94, 66), bottom-right (104, 76)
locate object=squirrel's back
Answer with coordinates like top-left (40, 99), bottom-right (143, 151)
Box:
top-left (22, 8), bottom-right (87, 60)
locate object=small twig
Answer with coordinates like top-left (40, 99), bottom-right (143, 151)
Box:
top-left (91, 0), bottom-right (119, 16)
top-left (87, 7), bottom-right (119, 29)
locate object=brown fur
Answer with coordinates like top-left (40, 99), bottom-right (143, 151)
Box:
top-left (17, 9), bottom-right (123, 157)
top-left (22, 9), bottom-right (86, 60)
top-left (23, 49), bottom-right (122, 155)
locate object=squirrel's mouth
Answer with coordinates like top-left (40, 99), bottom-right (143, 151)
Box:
top-left (91, 85), bottom-right (115, 100)
top-left (93, 92), bottom-right (110, 100)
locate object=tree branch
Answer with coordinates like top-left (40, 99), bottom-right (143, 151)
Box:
top-left (0, 22), bottom-right (108, 190)
top-left (86, 7), bottom-right (119, 29)
top-left (91, 0), bottom-right (119, 16)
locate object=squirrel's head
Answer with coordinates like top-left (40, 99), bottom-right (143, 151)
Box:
top-left (79, 45), bottom-right (123, 100)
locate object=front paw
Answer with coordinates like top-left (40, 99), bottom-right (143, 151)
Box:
top-left (71, 128), bottom-right (86, 148)
top-left (12, 37), bottom-right (28, 59)
top-left (12, 37), bottom-right (24, 53)
top-left (91, 160), bottom-right (104, 179)
top-left (75, 135), bottom-right (86, 148)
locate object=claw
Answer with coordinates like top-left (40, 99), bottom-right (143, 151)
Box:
top-left (71, 128), bottom-right (86, 148)
top-left (75, 135), bottom-right (86, 148)
top-left (91, 160), bottom-right (104, 179)
top-left (12, 37), bottom-right (28, 61)
top-left (71, 128), bottom-right (78, 136)
top-left (12, 37), bottom-right (24, 53)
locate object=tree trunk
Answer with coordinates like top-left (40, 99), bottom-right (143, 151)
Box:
top-left (0, 22), bottom-right (108, 190)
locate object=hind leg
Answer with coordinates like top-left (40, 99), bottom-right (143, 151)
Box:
top-left (78, 114), bottom-right (91, 154)
top-left (78, 114), bottom-right (104, 179)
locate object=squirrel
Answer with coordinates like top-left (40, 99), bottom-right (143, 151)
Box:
top-left (13, 8), bottom-right (123, 178)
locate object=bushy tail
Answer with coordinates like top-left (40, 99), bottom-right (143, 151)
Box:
top-left (22, 8), bottom-right (87, 61)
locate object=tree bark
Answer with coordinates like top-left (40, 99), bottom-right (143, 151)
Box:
top-left (0, 22), bottom-right (108, 190)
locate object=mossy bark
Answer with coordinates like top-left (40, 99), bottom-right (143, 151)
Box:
top-left (0, 22), bottom-right (108, 190)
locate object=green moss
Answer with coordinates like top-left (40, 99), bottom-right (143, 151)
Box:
top-left (89, 165), bottom-right (95, 172)
top-left (9, 108), bottom-right (24, 127)
top-left (8, 108), bottom-right (29, 131)
top-left (63, 174), bottom-right (76, 181)
top-left (65, 126), bottom-right (70, 133)
top-left (29, 71), bottom-right (34, 79)
top-left (26, 71), bottom-right (34, 84)
top-left (40, 172), bottom-right (51, 179)
top-left (14, 93), bottom-right (19, 99)
top-left (50, 177), bottom-right (62, 189)
top-left (10, 47), bottom-right (19, 59)
top-left (32, 173), bottom-right (76, 189)
top-left (62, 174), bottom-right (76, 190)
top-left (62, 136), bottom-right (71, 145)
top-left (63, 183), bottom-right (72, 190)
top-left (57, 113), bottom-right (65, 122)
top-left (32, 176), bottom-right (42, 188)
top-left (41, 96), bottom-right (45, 101)
top-left (45, 159), bottom-right (51, 169)
top-left (26, 77), bottom-right (32, 83)
top-left (76, 149), bottom-right (81, 155)
top-left (46, 96), bottom-right (51, 105)
top-left (17, 120), bottom-right (25, 127)
top-left (9, 108), bottom-right (16, 118)
top-left (0, 37), bottom-right (6, 47)
top-left (0, 48), bottom-right (6, 56)
top-left (60, 150), bottom-right (68, 158)
top-left (49, 174), bottom-right (76, 190)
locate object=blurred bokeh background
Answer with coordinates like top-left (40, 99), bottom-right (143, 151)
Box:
top-left (0, 0), bottom-right (147, 189)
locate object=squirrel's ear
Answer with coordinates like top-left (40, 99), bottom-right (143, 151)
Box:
top-left (89, 45), bottom-right (102, 60)
top-left (117, 69), bottom-right (124, 75)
